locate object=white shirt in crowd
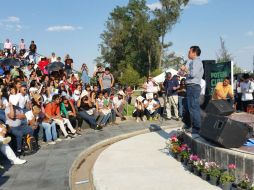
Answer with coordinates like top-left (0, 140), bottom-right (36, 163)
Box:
top-left (240, 81), bottom-right (254, 101)
top-left (25, 110), bottom-right (35, 122)
top-left (113, 97), bottom-right (123, 109)
top-left (4, 42), bottom-right (12, 49)
top-left (17, 93), bottom-right (30, 109)
top-left (144, 99), bottom-right (158, 114)
top-left (200, 79), bottom-right (206, 95)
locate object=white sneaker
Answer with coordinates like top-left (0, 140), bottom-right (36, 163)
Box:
top-left (56, 138), bottom-right (62, 142)
top-left (11, 158), bottom-right (27, 165)
top-left (48, 141), bottom-right (56, 145)
top-left (136, 118), bottom-right (140, 123)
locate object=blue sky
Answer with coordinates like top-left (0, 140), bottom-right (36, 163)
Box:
top-left (0, 0), bottom-right (254, 74)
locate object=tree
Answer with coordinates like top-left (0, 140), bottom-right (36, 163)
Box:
top-left (153, 0), bottom-right (189, 68)
top-left (121, 64), bottom-right (140, 86)
top-left (98, 0), bottom-right (189, 81)
top-left (216, 37), bottom-right (233, 63)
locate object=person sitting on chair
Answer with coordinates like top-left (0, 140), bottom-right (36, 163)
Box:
top-left (212, 77), bottom-right (234, 101)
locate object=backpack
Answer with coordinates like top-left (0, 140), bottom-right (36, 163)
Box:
top-left (22, 134), bottom-right (39, 156)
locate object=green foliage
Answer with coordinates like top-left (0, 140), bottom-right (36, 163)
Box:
top-left (151, 68), bottom-right (163, 77)
top-left (121, 64), bottom-right (140, 86)
top-left (99, 0), bottom-right (189, 80)
top-left (124, 104), bottom-right (135, 116)
top-left (219, 172), bottom-right (235, 184)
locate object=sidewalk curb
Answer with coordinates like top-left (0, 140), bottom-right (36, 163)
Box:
top-left (69, 123), bottom-right (183, 190)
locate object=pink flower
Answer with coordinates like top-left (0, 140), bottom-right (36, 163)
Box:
top-left (228, 164), bottom-right (236, 170)
top-left (190, 154), bottom-right (200, 161)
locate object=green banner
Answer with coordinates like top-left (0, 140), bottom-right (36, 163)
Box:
top-left (203, 61), bottom-right (232, 96)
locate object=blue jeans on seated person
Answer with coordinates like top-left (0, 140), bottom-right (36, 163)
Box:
top-left (9, 125), bottom-right (33, 151)
top-left (78, 110), bottom-right (97, 128)
top-left (39, 122), bottom-right (57, 142)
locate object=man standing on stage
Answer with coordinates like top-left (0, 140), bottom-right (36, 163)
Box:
top-left (181, 46), bottom-right (204, 133)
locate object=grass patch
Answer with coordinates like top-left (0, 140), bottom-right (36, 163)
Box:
top-left (124, 104), bottom-right (135, 116)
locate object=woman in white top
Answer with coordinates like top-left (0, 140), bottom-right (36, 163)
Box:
top-left (143, 76), bottom-right (158, 93)
top-left (240, 74), bottom-right (254, 112)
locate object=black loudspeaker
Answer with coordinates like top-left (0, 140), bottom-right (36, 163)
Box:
top-left (205, 100), bottom-right (234, 116)
top-left (200, 114), bottom-right (249, 148)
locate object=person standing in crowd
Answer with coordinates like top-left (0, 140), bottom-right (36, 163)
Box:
top-left (19, 39), bottom-right (26, 56)
top-left (143, 76), bottom-right (156, 96)
top-left (125, 86), bottom-right (133, 105)
top-left (4, 39), bottom-right (12, 57)
top-left (99, 67), bottom-right (114, 95)
top-left (29, 40), bottom-right (37, 63)
top-left (177, 78), bottom-right (186, 118)
top-left (50, 52), bottom-right (57, 62)
top-left (212, 77), bottom-right (234, 101)
top-left (240, 74), bottom-right (254, 112)
top-left (163, 72), bottom-right (180, 121)
top-left (64, 54), bottom-right (73, 76)
top-left (81, 63), bottom-right (90, 87)
top-left (93, 64), bottom-right (104, 87)
top-left (181, 46), bottom-right (204, 134)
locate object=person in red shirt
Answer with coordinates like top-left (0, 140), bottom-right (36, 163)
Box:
top-left (44, 94), bottom-right (80, 139)
top-left (38, 57), bottom-right (49, 74)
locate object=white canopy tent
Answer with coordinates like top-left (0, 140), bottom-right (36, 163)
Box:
top-left (153, 68), bottom-right (178, 83)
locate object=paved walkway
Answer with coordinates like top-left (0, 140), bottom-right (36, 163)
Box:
top-left (93, 129), bottom-right (220, 190)
top-left (0, 119), bottom-right (179, 190)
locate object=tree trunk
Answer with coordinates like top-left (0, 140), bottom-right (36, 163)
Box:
top-left (148, 49), bottom-right (151, 76)
top-left (158, 35), bottom-right (165, 69)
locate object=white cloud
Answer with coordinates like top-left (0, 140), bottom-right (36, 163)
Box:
top-left (0, 16), bottom-right (22, 31)
top-left (5, 16), bottom-right (20, 23)
top-left (246, 31), bottom-right (254, 37)
top-left (189, 0), bottom-right (209, 5)
top-left (46, 25), bottom-right (82, 32)
top-left (147, 2), bottom-right (162, 10)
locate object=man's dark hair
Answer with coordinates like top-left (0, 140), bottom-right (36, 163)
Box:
top-left (52, 94), bottom-right (60, 101)
top-left (105, 67), bottom-right (110, 71)
top-left (224, 77), bottom-right (230, 81)
top-left (190, 46), bottom-right (201, 56)
top-left (243, 73), bottom-right (250, 80)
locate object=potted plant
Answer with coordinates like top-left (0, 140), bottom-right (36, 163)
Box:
top-left (233, 174), bottom-right (252, 190)
top-left (200, 161), bottom-right (210, 181)
top-left (187, 154), bottom-right (200, 172)
top-left (166, 135), bottom-right (182, 158)
top-left (208, 162), bottom-right (221, 186)
top-left (219, 164), bottom-right (236, 190)
top-left (193, 159), bottom-right (205, 176)
top-left (178, 144), bottom-right (191, 165)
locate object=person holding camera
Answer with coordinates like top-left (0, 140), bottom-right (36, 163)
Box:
top-left (81, 63), bottom-right (90, 87)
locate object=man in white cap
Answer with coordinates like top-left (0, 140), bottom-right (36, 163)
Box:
top-left (113, 90), bottom-right (126, 121)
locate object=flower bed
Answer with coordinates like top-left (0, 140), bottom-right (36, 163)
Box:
top-left (165, 133), bottom-right (254, 190)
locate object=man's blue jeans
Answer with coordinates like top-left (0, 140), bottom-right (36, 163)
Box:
top-left (178, 96), bottom-right (184, 118)
top-left (39, 122), bottom-right (57, 142)
top-left (9, 125), bottom-right (33, 151)
top-left (186, 84), bottom-right (201, 129)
